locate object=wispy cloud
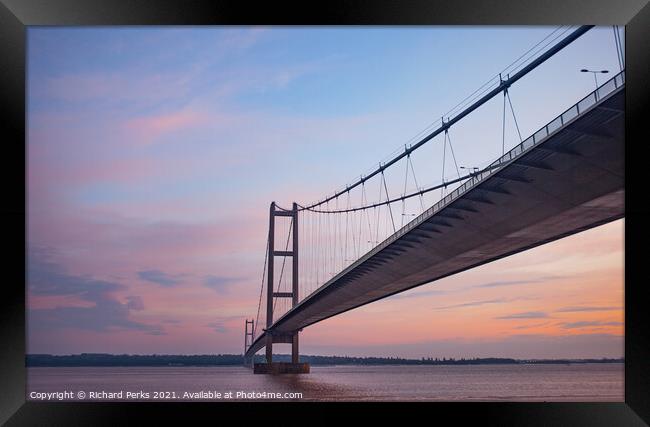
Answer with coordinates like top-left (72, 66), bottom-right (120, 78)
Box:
top-left (513, 321), bottom-right (551, 330)
top-left (434, 298), bottom-right (508, 310)
top-left (470, 275), bottom-right (566, 289)
top-left (203, 276), bottom-right (242, 294)
top-left (137, 270), bottom-right (183, 287)
top-left (33, 28), bottom-right (270, 110)
top-left (472, 280), bottom-right (539, 289)
top-left (495, 311), bottom-right (549, 320)
top-left (125, 295), bottom-right (145, 311)
top-left (40, 70), bottom-right (197, 109)
top-left (28, 246), bottom-right (126, 300)
top-left (206, 321), bottom-right (228, 334)
top-left (124, 108), bottom-right (210, 145)
top-left (28, 247), bottom-right (163, 335)
top-left (560, 321), bottom-right (623, 329)
top-left (205, 315), bottom-right (245, 334)
top-left (433, 296), bottom-right (536, 310)
top-left (555, 306), bottom-right (621, 313)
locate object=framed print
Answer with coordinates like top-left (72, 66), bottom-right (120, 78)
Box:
top-left (2, 0), bottom-right (649, 424)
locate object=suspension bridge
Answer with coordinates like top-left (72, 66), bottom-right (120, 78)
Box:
top-left (242, 25), bottom-right (625, 374)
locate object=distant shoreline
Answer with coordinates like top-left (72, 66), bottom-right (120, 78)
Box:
top-left (26, 354), bottom-right (625, 367)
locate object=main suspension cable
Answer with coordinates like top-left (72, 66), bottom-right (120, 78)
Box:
top-left (299, 26), bottom-right (592, 211)
top-left (299, 163), bottom-right (502, 214)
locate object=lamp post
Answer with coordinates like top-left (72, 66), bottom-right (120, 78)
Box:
top-left (580, 69), bottom-right (609, 91)
top-left (460, 166), bottom-right (479, 175)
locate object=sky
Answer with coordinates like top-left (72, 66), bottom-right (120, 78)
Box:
top-left (27, 26), bottom-right (625, 358)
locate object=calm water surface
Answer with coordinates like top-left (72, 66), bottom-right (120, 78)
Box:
top-left (27, 363), bottom-right (624, 402)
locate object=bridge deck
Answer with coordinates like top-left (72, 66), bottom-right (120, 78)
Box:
top-left (246, 72), bottom-right (625, 358)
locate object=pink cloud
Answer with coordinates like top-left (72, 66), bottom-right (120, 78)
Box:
top-left (27, 199), bottom-right (270, 306)
top-left (124, 109), bottom-right (211, 145)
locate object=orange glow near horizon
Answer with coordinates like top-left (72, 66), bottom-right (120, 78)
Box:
top-left (300, 219), bottom-right (623, 357)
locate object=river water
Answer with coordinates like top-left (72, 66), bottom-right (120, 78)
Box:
top-left (27, 363), bottom-right (623, 402)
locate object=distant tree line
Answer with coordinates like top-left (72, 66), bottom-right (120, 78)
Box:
top-left (26, 353), bottom-right (624, 367)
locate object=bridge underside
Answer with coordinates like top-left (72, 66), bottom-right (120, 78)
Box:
top-left (246, 85), bottom-right (624, 359)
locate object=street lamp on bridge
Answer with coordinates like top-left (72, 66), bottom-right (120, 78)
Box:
top-left (580, 68), bottom-right (609, 91)
top-left (460, 166), bottom-right (479, 174)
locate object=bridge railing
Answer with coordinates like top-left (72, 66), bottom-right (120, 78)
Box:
top-left (293, 70), bottom-right (625, 307)
top-left (405, 69), bottom-right (625, 238)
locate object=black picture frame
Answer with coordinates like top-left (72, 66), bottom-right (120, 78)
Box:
top-left (2, 0), bottom-right (648, 424)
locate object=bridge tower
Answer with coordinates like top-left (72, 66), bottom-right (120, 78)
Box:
top-left (243, 319), bottom-right (254, 366)
top-left (254, 201), bottom-right (309, 374)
